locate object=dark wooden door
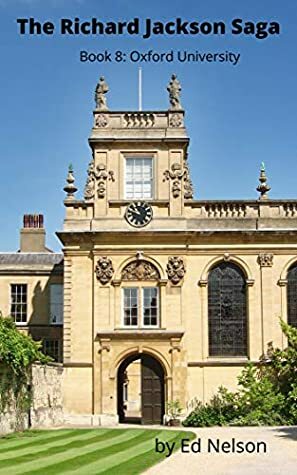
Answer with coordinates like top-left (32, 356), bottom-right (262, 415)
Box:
top-left (141, 355), bottom-right (164, 424)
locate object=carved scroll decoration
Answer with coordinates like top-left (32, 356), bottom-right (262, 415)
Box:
top-left (84, 160), bottom-right (115, 200)
top-left (121, 260), bottom-right (160, 281)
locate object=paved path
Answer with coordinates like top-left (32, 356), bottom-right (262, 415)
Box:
top-left (144, 426), bottom-right (297, 475)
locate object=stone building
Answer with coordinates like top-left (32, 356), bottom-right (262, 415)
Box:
top-left (1, 75), bottom-right (297, 425)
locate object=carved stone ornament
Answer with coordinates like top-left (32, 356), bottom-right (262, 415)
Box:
top-left (95, 114), bottom-right (109, 128)
top-left (94, 76), bottom-right (109, 110)
top-left (167, 74), bottom-right (182, 110)
top-left (183, 161), bottom-right (194, 199)
top-left (121, 260), bottom-right (160, 281)
top-left (166, 256), bottom-right (186, 284)
top-left (258, 253), bottom-right (274, 267)
top-left (84, 160), bottom-right (115, 200)
top-left (163, 162), bottom-right (193, 199)
top-left (63, 164), bottom-right (78, 200)
top-left (95, 257), bottom-right (114, 284)
top-left (96, 163), bottom-right (115, 198)
top-left (257, 162), bottom-right (271, 200)
top-left (169, 113), bottom-right (183, 128)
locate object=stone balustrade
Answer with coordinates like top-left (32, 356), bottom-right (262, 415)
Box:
top-left (282, 202), bottom-right (297, 218)
top-left (63, 199), bottom-right (297, 230)
top-left (202, 203), bottom-right (247, 218)
top-left (123, 112), bottom-right (155, 128)
top-left (91, 110), bottom-right (186, 136)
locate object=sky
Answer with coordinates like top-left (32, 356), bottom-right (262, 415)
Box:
top-left (0, 0), bottom-right (296, 252)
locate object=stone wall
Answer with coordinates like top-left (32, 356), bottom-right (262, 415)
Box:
top-left (0, 363), bottom-right (63, 436)
top-left (30, 363), bottom-right (63, 429)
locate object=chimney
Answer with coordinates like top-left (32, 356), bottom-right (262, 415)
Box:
top-left (20, 214), bottom-right (48, 252)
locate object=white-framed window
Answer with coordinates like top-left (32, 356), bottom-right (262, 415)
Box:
top-left (123, 287), bottom-right (138, 327)
top-left (125, 157), bottom-right (153, 199)
top-left (142, 288), bottom-right (158, 326)
top-left (50, 284), bottom-right (63, 325)
top-left (122, 287), bottom-right (159, 328)
top-left (10, 284), bottom-right (27, 324)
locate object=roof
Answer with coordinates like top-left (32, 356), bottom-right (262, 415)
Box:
top-left (0, 253), bottom-right (63, 275)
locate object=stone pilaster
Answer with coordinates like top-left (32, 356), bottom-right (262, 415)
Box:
top-left (63, 256), bottom-right (72, 362)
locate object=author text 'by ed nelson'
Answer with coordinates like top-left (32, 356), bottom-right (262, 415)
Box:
top-left (155, 437), bottom-right (268, 457)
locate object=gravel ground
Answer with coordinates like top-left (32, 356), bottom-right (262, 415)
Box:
top-left (144, 426), bottom-right (297, 475)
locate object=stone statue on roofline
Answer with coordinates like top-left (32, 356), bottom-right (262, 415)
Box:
top-left (167, 74), bottom-right (182, 110)
top-left (95, 76), bottom-right (109, 110)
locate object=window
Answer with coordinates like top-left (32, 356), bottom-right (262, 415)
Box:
top-left (208, 262), bottom-right (247, 356)
top-left (125, 158), bottom-right (153, 199)
top-left (287, 263), bottom-right (297, 328)
top-left (10, 284), bottom-right (27, 324)
top-left (123, 288), bottom-right (138, 326)
top-left (143, 288), bottom-right (158, 326)
top-left (123, 287), bottom-right (159, 327)
top-left (43, 339), bottom-right (62, 362)
top-left (50, 284), bottom-right (63, 324)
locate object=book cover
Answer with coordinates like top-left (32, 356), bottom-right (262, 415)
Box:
top-left (0, 1), bottom-right (296, 474)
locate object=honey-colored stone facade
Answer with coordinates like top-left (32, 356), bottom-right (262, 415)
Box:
top-left (1, 96), bottom-right (297, 425)
top-left (57, 105), bottom-right (297, 423)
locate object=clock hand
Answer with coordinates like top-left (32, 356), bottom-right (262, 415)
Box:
top-left (131, 209), bottom-right (141, 216)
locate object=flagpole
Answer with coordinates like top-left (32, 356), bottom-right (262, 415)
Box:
top-left (138, 67), bottom-right (142, 111)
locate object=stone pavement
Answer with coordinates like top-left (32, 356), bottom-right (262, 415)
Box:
top-left (144, 426), bottom-right (297, 475)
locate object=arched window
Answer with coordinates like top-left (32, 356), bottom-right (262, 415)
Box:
top-left (287, 263), bottom-right (297, 328)
top-left (208, 262), bottom-right (247, 356)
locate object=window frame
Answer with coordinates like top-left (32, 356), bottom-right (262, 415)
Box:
top-left (207, 262), bottom-right (248, 357)
top-left (122, 286), bottom-right (159, 329)
top-left (141, 287), bottom-right (159, 328)
top-left (122, 287), bottom-right (139, 328)
top-left (287, 263), bottom-right (297, 328)
top-left (49, 283), bottom-right (64, 325)
top-left (43, 338), bottom-right (62, 362)
top-left (124, 156), bottom-right (154, 200)
top-left (10, 283), bottom-right (28, 326)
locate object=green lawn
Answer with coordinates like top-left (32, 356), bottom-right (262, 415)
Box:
top-left (0, 428), bottom-right (195, 474)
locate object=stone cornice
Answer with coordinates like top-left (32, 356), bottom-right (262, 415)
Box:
top-left (0, 269), bottom-right (63, 276)
top-left (96, 330), bottom-right (184, 340)
top-left (188, 359), bottom-right (259, 367)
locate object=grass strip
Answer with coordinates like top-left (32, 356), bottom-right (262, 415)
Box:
top-left (0, 429), bottom-right (108, 461)
top-left (0, 429), bottom-right (85, 455)
top-left (68, 429), bottom-right (183, 475)
top-left (21, 429), bottom-right (162, 475)
top-left (0, 429), bottom-right (114, 468)
top-left (0, 429), bottom-right (143, 475)
top-left (100, 430), bottom-right (196, 475)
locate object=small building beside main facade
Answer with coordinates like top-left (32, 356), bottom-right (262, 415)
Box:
top-left (1, 76), bottom-right (297, 425)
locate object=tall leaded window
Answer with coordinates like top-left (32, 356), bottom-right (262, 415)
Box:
top-left (10, 284), bottom-right (27, 324)
top-left (122, 287), bottom-right (159, 327)
top-left (287, 263), bottom-right (297, 328)
top-left (125, 158), bottom-right (153, 199)
top-left (208, 262), bottom-right (247, 356)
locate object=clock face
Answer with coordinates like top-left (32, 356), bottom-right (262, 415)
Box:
top-left (125, 201), bottom-right (153, 227)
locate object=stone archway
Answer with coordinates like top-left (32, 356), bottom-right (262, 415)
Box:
top-left (117, 353), bottom-right (165, 425)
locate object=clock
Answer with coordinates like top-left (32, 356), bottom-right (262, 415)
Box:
top-left (125, 201), bottom-right (153, 227)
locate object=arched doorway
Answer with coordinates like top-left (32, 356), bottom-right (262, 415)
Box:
top-left (117, 353), bottom-right (165, 425)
